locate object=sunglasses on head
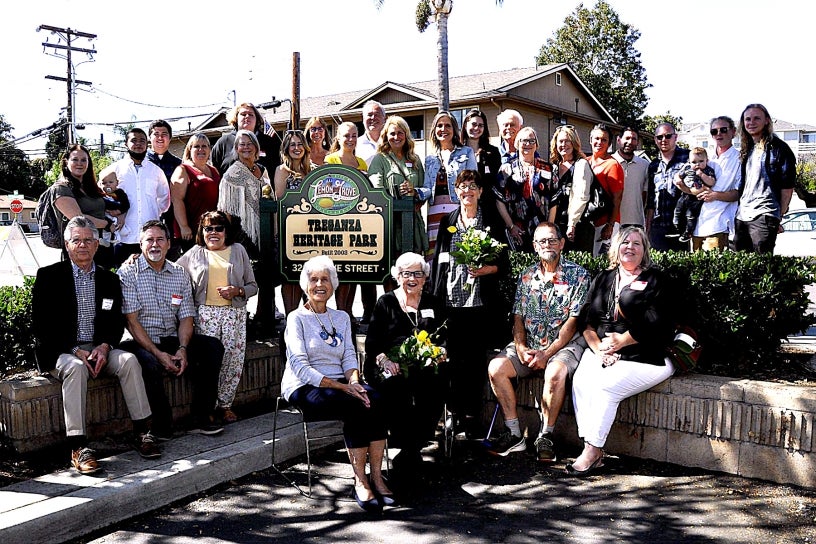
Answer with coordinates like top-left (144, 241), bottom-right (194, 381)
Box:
top-left (710, 127), bottom-right (730, 136)
top-left (655, 133), bottom-right (675, 141)
top-left (554, 124), bottom-right (575, 133)
top-left (203, 225), bottom-right (226, 233)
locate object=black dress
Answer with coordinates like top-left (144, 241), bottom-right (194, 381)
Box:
top-left (364, 291), bottom-right (448, 455)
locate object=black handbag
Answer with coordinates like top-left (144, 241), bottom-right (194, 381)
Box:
top-left (582, 171), bottom-right (612, 223)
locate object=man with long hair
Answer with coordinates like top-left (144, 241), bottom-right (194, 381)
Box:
top-left (733, 104), bottom-right (796, 253)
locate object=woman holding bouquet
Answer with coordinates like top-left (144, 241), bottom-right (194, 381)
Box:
top-left (429, 169), bottom-right (511, 438)
top-left (281, 256), bottom-right (393, 511)
top-left (364, 252), bottom-right (447, 470)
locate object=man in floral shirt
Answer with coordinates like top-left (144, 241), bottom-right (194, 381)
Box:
top-left (486, 222), bottom-right (590, 461)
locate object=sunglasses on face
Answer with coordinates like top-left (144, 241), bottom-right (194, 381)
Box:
top-left (655, 133), bottom-right (675, 141)
top-left (710, 127), bottom-right (730, 136)
top-left (203, 225), bottom-right (226, 233)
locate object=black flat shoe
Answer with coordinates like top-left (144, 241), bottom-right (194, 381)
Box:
top-left (565, 456), bottom-right (605, 477)
top-left (352, 486), bottom-right (382, 513)
top-left (369, 475), bottom-right (398, 507)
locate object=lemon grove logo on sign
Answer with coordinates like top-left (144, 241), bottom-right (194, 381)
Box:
top-left (308, 173), bottom-right (360, 215)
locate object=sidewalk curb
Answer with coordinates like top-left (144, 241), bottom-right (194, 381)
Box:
top-left (0, 411), bottom-right (341, 543)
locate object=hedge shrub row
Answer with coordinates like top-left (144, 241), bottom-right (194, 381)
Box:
top-left (506, 250), bottom-right (816, 374)
top-left (0, 277), bottom-right (35, 377)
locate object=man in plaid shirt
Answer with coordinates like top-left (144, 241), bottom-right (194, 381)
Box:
top-left (118, 220), bottom-right (224, 437)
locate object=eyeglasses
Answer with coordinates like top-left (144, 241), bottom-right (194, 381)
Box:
top-left (710, 127), bottom-right (730, 136)
top-left (456, 183), bottom-right (480, 191)
top-left (655, 133), bottom-right (675, 141)
top-left (534, 238), bottom-right (561, 246)
top-left (68, 237), bottom-right (97, 246)
top-left (399, 270), bottom-right (426, 279)
top-left (520, 138), bottom-right (538, 146)
top-left (203, 225), bottom-right (226, 233)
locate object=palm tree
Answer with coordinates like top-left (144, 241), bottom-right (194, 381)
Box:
top-left (376, 1), bottom-right (504, 112)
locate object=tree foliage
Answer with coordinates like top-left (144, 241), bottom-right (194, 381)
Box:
top-left (0, 115), bottom-right (43, 199)
top-left (536, 1), bottom-right (650, 124)
top-left (794, 154), bottom-right (816, 207)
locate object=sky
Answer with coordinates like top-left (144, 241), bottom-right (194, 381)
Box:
top-left (3, 0), bottom-right (815, 155)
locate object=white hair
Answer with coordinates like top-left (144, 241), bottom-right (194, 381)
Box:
top-left (497, 109), bottom-right (523, 127)
top-left (391, 252), bottom-right (430, 280)
top-left (299, 255), bottom-right (339, 291)
top-left (63, 216), bottom-right (99, 241)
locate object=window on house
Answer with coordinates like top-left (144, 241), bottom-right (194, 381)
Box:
top-left (555, 73), bottom-right (562, 86)
top-left (404, 115), bottom-right (424, 140)
top-left (803, 133), bottom-right (816, 143)
top-left (1, 212), bottom-right (10, 221)
top-left (30, 211), bottom-right (36, 220)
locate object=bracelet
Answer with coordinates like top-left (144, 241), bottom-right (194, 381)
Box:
top-left (178, 345), bottom-right (187, 351)
top-left (349, 380), bottom-right (360, 385)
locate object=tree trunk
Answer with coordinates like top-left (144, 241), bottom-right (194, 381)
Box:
top-left (436, 11), bottom-right (450, 112)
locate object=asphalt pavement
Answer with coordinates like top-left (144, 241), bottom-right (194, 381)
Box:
top-left (81, 434), bottom-right (816, 544)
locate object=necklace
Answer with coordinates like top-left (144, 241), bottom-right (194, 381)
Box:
top-left (309, 305), bottom-right (343, 346)
top-left (395, 290), bottom-right (420, 331)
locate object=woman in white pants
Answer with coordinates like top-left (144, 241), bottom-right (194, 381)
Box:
top-left (568, 226), bottom-right (675, 475)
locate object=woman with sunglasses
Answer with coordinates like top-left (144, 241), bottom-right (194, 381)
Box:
top-left (429, 169), bottom-right (510, 438)
top-left (170, 133), bottom-right (221, 254)
top-left (461, 109), bottom-right (501, 203)
top-left (548, 125), bottom-right (595, 253)
top-left (364, 252), bottom-right (447, 470)
top-left (274, 130), bottom-right (313, 315)
top-left (496, 127), bottom-right (554, 252)
top-left (304, 116), bottom-right (330, 166)
top-left (177, 211), bottom-right (258, 423)
top-left (421, 111), bottom-right (477, 260)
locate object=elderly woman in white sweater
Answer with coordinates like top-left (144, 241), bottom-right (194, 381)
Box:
top-left (280, 256), bottom-right (393, 512)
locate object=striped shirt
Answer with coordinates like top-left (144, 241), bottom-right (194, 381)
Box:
top-left (118, 255), bottom-right (195, 343)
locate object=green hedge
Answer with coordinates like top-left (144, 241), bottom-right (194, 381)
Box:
top-left (0, 277), bottom-right (35, 377)
top-left (506, 250), bottom-right (816, 374)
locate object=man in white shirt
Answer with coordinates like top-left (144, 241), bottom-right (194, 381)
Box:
top-left (693, 116), bottom-right (741, 251)
top-left (612, 127), bottom-right (649, 228)
top-left (356, 100), bottom-right (386, 165)
top-left (100, 128), bottom-right (171, 266)
top-left (497, 109), bottom-right (523, 164)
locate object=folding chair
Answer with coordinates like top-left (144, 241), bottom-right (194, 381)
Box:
top-left (271, 396), bottom-right (345, 497)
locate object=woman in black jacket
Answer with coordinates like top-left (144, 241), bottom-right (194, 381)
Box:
top-left (567, 226), bottom-right (676, 476)
top-left (429, 169), bottom-right (511, 437)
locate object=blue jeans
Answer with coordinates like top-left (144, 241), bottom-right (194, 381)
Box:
top-left (289, 383), bottom-right (387, 449)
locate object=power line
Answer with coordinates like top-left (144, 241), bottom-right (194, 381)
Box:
top-left (83, 86), bottom-right (228, 110)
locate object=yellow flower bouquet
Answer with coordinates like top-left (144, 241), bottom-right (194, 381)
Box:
top-left (386, 320), bottom-right (448, 377)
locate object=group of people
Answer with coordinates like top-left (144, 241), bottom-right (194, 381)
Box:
top-left (35, 99), bottom-right (794, 512)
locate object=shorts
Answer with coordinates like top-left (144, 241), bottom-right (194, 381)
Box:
top-left (501, 338), bottom-right (584, 380)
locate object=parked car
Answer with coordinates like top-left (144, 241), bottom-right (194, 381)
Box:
top-left (774, 208), bottom-right (816, 257)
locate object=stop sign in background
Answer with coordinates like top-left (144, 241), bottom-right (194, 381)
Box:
top-left (9, 199), bottom-right (23, 214)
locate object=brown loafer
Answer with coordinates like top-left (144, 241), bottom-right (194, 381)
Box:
top-left (71, 447), bottom-right (101, 475)
top-left (136, 432), bottom-right (162, 459)
top-left (222, 408), bottom-right (238, 424)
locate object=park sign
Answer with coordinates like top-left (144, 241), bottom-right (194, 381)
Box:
top-left (278, 164), bottom-right (392, 284)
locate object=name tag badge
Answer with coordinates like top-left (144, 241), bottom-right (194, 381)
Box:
top-left (630, 281), bottom-right (648, 291)
top-left (439, 252), bottom-right (450, 264)
top-left (171, 294), bottom-right (183, 306)
top-left (101, 298), bottom-right (114, 311)
top-left (406, 162), bottom-right (413, 168)
top-left (259, 151), bottom-right (267, 157)
top-left (541, 170), bottom-right (553, 180)
top-left (420, 309), bottom-right (435, 318)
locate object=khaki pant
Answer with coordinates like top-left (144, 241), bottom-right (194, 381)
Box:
top-left (52, 347), bottom-right (151, 436)
top-left (692, 232), bottom-right (729, 251)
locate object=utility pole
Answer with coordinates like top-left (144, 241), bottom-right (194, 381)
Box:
top-left (37, 24), bottom-right (96, 144)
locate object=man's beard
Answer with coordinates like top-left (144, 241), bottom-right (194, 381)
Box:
top-left (146, 249), bottom-right (164, 263)
top-left (128, 149), bottom-right (147, 161)
top-left (541, 250), bottom-right (559, 263)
